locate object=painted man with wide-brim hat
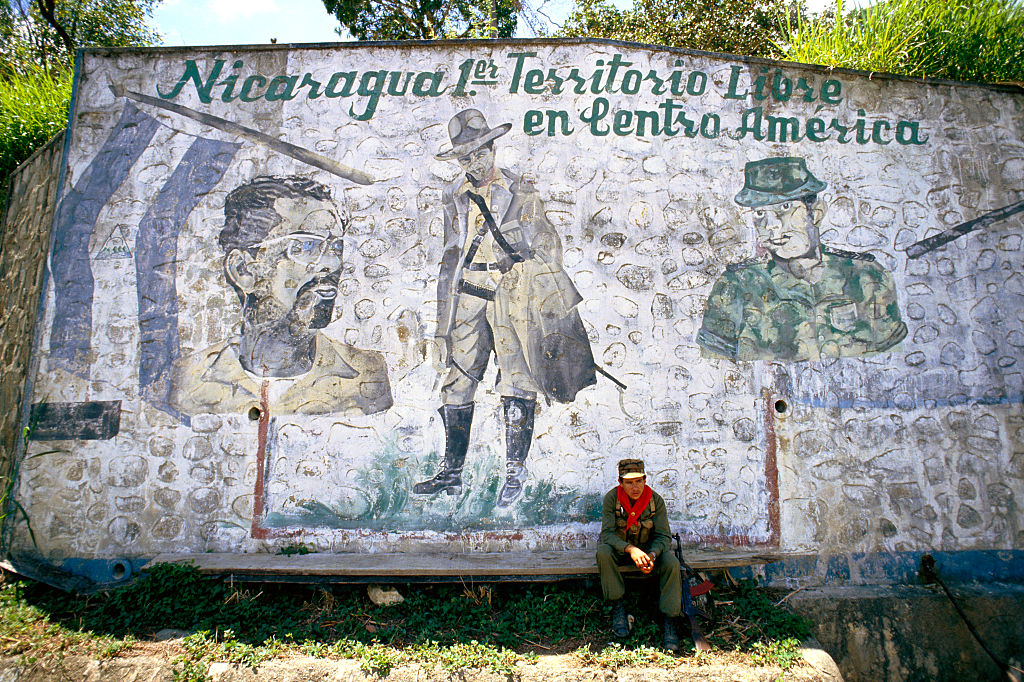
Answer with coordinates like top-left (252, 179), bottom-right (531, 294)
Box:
top-left (412, 108), bottom-right (596, 507)
top-left (597, 458), bottom-right (682, 651)
top-left (697, 156), bottom-right (907, 362)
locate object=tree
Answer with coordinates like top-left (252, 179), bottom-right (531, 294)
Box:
top-left (1, 0), bottom-right (161, 78)
top-left (556, 0), bottom-right (796, 59)
top-left (1, 0), bottom-right (159, 207)
top-left (321, 0), bottom-right (518, 40)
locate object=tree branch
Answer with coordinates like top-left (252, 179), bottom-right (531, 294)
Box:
top-left (35, 0), bottom-right (75, 59)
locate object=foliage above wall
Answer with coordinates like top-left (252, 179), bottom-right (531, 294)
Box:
top-left (779, 0), bottom-right (1024, 84)
top-left (321, 0), bottom-right (517, 40)
top-left (0, 0), bottom-right (162, 78)
top-left (0, 69), bottom-right (68, 208)
top-left (557, 0), bottom-right (794, 59)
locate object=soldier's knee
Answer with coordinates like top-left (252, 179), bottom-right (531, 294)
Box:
top-left (596, 544), bottom-right (614, 564)
top-left (658, 551), bottom-right (680, 572)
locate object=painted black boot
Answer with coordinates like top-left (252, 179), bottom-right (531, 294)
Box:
top-left (496, 396), bottom-right (535, 507)
top-left (413, 404), bottom-right (473, 496)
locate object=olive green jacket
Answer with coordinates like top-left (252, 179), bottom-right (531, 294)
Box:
top-left (599, 488), bottom-right (672, 557)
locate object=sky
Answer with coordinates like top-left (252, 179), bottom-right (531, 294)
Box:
top-left (152, 0), bottom-right (834, 47)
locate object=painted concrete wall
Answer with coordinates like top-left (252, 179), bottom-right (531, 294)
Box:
top-left (9, 40), bottom-right (1024, 585)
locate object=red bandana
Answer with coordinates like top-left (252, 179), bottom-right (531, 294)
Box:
top-left (617, 484), bottom-right (653, 530)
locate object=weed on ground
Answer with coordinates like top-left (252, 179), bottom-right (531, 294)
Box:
top-left (0, 563), bottom-right (814, 679)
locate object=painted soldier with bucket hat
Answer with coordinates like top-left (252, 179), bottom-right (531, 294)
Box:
top-left (413, 108), bottom-right (596, 507)
top-left (697, 156), bottom-right (907, 362)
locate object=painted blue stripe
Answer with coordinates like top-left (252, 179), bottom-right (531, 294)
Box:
top-left (793, 391), bottom-right (1024, 410)
top-left (136, 137), bottom-right (240, 423)
top-left (49, 103), bottom-right (160, 375)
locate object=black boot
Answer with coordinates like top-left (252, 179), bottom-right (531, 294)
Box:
top-left (413, 404), bottom-right (473, 496)
top-left (611, 601), bottom-right (630, 638)
top-left (496, 396), bottom-right (535, 507)
top-left (662, 616), bottom-right (680, 652)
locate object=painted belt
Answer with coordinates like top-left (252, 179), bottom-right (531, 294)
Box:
top-left (458, 280), bottom-right (496, 301)
top-left (466, 262), bottom-right (502, 271)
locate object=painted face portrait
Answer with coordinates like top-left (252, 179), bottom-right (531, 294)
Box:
top-left (458, 144), bottom-right (495, 186)
top-left (752, 200), bottom-right (823, 261)
top-left (239, 196), bottom-right (344, 334)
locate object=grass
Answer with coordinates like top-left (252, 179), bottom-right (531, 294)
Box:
top-left (778, 0), bottom-right (1024, 83)
top-left (0, 69), bottom-right (71, 210)
top-left (0, 563), bottom-right (815, 680)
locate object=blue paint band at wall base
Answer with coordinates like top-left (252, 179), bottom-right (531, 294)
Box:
top-left (729, 549), bottom-right (1024, 587)
top-left (58, 557), bottom-right (151, 587)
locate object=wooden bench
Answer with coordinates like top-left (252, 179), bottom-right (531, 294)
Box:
top-left (144, 549), bottom-right (788, 584)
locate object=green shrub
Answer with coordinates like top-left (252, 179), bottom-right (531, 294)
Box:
top-left (779, 0), bottom-right (1024, 83)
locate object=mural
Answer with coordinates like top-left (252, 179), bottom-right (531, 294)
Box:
top-left (170, 176), bottom-right (392, 417)
top-left (415, 108), bottom-right (597, 506)
top-left (697, 157), bottom-right (907, 362)
top-left (8, 43), bottom-right (1024, 578)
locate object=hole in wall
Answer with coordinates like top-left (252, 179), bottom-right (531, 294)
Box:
top-left (111, 561), bottom-right (128, 581)
top-left (774, 399), bottom-right (788, 414)
top-left (248, 407), bottom-right (262, 422)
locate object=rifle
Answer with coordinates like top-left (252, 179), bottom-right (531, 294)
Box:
top-left (672, 533), bottom-right (714, 652)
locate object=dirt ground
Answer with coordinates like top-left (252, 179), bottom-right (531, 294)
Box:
top-left (0, 638), bottom-right (845, 681)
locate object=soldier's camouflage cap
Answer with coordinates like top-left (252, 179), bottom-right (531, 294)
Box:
top-left (618, 458), bottom-right (645, 479)
top-left (734, 157), bottom-right (827, 207)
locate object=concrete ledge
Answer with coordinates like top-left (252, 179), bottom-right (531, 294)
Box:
top-left (144, 549), bottom-right (790, 582)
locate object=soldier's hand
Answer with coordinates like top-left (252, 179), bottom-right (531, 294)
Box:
top-left (431, 337), bottom-right (451, 374)
top-left (627, 546), bottom-right (654, 574)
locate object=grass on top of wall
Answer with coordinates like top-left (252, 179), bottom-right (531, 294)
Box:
top-left (0, 562), bottom-right (813, 679)
top-left (0, 70), bottom-right (70, 209)
top-left (778, 0), bottom-right (1024, 83)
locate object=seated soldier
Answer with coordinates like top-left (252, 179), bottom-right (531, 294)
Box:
top-left (596, 458), bottom-right (683, 651)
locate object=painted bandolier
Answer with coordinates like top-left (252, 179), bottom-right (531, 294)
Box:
top-left (697, 156), bottom-right (907, 362)
top-left (597, 459), bottom-right (682, 651)
top-left (414, 109), bottom-right (596, 506)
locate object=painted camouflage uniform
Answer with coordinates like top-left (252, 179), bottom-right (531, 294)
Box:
top-left (697, 246), bottom-right (907, 362)
top-left (697, 156), bottom-right (907, 362)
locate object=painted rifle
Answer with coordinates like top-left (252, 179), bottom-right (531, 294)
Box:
top-left (109, 84), bottom-right (374, 186)
top-left (906, 198), bottom-right (1024, 259)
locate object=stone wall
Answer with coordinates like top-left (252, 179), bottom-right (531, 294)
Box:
top-left (7, 41), bottom-right (1024, 585)
top-left (0, 133), bottom-right (65, 494)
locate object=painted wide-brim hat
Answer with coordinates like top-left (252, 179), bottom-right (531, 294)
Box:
top-left (734, 157), bottom-right (827, 207)
top-left (435, 109), bottom-right (512, 161)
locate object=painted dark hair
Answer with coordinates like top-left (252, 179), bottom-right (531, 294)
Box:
top-left (219, 176), bottom-right (332, 252)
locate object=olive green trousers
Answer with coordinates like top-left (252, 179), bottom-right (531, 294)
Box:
top-left (596, 543), bottom-right (682, 617)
